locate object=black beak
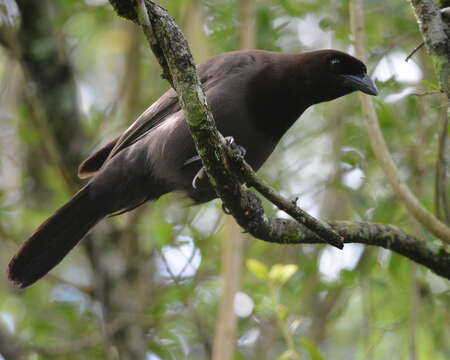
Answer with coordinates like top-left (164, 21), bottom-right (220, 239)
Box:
top-left (341, 73), bottom-right (378, 96)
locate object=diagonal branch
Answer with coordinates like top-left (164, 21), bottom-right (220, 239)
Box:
top-left (349, 0), bottom-right (450, 244)
top-left (225, 146), bottom-right (344, 247)
top-left (410, 1), bottom-right (450, 226)
top-left (111, 0), bottom-right (344, 249)
top-left (106, 0), bottom-right (450, 280)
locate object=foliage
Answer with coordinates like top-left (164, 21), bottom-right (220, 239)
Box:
top-left (0, 0), bottom-right (448, 359)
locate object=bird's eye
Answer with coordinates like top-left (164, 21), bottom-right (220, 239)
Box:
top-left (331, 58), bottom-right (340, 66)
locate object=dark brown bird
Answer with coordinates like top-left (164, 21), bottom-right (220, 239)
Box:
top-left (8, 49), bottom-right (378, 288)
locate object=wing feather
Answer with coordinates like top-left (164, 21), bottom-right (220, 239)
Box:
top-left (78, 51), bottom-right (258, 179)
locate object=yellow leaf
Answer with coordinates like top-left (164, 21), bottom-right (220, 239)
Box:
top-left (246, 259), bottom-right (269, 279)
top-left (269, 264), bottom-right (298, 284)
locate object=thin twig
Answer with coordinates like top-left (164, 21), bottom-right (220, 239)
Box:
top-left (226, 146), bottom-right (344, 248)
top-left (350, 0), bottom-right (450, 243)
top-left (405, 42), bottom-right (425, 62)
top-left (409, 91), bottom-right (440, 96)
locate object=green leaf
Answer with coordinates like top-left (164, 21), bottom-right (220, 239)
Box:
top-left (276, 303), bottom-right (288, 321)
top-left (279, 349), bottom-right (296, 360)
top-left (269, 264), bottom-right (298, 284)
top-left (301, 339), bottom-right (324, 360)
top-left (247, 259), bottom-right (269, 279)
top-left (421, 80), bottom-right (440, 90)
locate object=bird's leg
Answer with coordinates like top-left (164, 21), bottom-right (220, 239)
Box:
top-left (188, 136), bottom-right (247, 189)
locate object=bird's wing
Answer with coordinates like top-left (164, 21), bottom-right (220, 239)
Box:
top-left (78, 136), bottom-right (120, 179)
top-left (78, 51), bottom-right (258, 179)
top-left (77, 90), bottom-right (179, 179)
top-left (105, 90), bottom-right (180, 160)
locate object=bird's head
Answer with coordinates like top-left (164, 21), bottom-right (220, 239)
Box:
top-left (297, 50), bottom-right (378, 104)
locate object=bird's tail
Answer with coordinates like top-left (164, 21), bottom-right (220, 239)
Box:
top-left (8, 185), bottom-right (106, 288)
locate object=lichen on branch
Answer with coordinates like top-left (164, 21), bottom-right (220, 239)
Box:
top-left (106, 0), bottom-right (450, 279)
top-left (410, 0), bottom-right (450, 99)
top-left (109, 0), bottom-right (345, 248)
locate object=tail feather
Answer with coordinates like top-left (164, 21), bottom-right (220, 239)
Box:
top-left (8, 186), bottom-right (105, 288)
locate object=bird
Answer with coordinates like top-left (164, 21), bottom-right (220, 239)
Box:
top-left (8, 49), bottom-right (378, 288)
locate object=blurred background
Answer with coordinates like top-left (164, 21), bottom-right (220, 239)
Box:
top-left (0, 0), bottom-right (449, 359)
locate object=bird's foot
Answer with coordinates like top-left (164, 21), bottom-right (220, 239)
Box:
top-left (222, 203), bottom-right (232, 214)
top-left (190, 137), bottom-right (247, 190)
top-left (192, 168), bottom-right (206, 189)
top-left (224, 136), bottom-right (246, 158)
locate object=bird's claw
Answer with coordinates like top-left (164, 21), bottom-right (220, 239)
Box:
top-left (192, 167), bottom-right (206, 189)
top-left (191, 137), bottom-right (246, 190)
top-left (225, 136), bottom-right (246, 158)
top-left (222, 203), bottom-right (232, 214)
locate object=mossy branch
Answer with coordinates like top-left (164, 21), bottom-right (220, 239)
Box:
top-left (409, 2), bottom-right (450, 226)
top-left (410, 1), bottom-right (450, 100)
top-left (350, 0), bottom-right (450, 243)
top-left (105, 0), bottom-right (450, 279)
top-left (111, 0), bottom-right (344, 248)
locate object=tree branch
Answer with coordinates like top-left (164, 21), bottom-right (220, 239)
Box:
top-left (226, 147), bottom-right (345, 248)
top-left (105, 0), bottom-right (450, 280)
top-left (409, 1), bottom-right (450, 100)
top-left (409, 2), bottom-right (450, 227)
top-left (262, 220), bottom-right (450, 281)
top-left (110, 0), bottom-right (344, 249)
top-left (350, 0), bottom-right (450, 244)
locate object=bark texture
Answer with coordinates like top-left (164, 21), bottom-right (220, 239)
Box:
top-left (410, 0), bottom-right (450, 100)
top-left (107, 0), bottom-right (450, 280)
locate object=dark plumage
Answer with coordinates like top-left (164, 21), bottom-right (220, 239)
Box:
top-left (8, 49), bottom-right (378, 288)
